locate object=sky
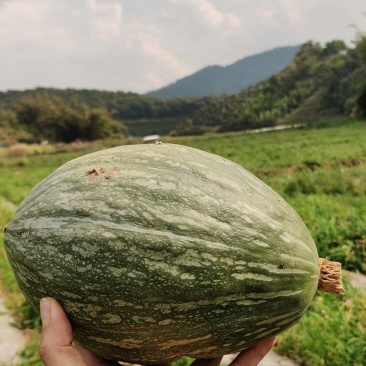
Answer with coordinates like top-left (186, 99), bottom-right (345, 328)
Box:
top-left (0, 0), bottom-right (365, 94)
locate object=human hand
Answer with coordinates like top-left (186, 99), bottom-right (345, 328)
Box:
top-left (190, 337), bottom-right (276, 366)
top-left (39, 297), bottom-right (276, 366)
top-left (39, 297), bottom-right (118, 365)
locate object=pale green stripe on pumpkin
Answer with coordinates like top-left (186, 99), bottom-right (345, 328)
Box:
top-left (13, 144), bottom-right (318, 259)
top-left (8, 212), bottom-right (317, 273)
top-left (280, 253), bottom-right (318, 268)
top-left (7, 215), bottom-right (316, 290)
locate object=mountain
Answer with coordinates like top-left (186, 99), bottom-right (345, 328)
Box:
top-left (189, 40), bottom-right (364, 133)
top-left (147, 45), bottom-right (301, 99)
top-left (2, 39), bottom-right (363, 142)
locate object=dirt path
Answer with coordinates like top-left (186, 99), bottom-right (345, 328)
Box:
top-left (346, 271), bottom-right (366, 294)
top-left (0, 296), bottom-right (26, 366)
top-left (257, 351), bottom-right (298, 366)
top-left (223, 349), bottom-right (299, 366)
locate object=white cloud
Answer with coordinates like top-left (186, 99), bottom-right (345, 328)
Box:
top-left (125, 22), bottom-right (192, 80)
top-left (255, 8), bottom-right (279, 28)
top-left (225, 13), bottom-right (241, 29)
top-left (0, 0), bottom-right (123, 51)
top-left (190, 0), bottom-right (225, 29)
top-left (0, 0), bottom-right (364, 93)
top-left (0, 0), bottom-right (193, 92)
top-left (86, 0), bottom-right (123, 39)
top-left (253, 1), bottom-right (304, 30)
top-left (173, 0), bottom-right (241, 33)
top-left (280, 0), bottom-right (305, 25)
top-left (0, 0), bottom-right (61, 46)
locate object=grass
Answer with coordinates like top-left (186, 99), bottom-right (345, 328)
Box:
top-left (290, 194), bottom-right (366, 273)
top-left (277, 277), bottom-right (366, 366)
top-left (0, 199), bottom-right (22, 306)
top-left (0, 152), bottom-right (91, 204)
top-left (0, 117), bottom-right (365, 365)
top-left (264, 164), bottom-right (366, 273)
top-left (175, 119), bottom-right (366, 173)
top-left (0, 143), bottom-right (54, 158)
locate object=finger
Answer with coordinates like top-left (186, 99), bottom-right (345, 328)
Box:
top-left (229, 337), bottom-right (277, 366)
top-left (75, 344), bottom-right (121, 366)
top-left (39, 297), bottom-right (86, 366)
top-left (191, 356), bottom-right (223, 366)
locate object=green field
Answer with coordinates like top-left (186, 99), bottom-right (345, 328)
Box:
top-left (0, 118), bottom-right (365, 365)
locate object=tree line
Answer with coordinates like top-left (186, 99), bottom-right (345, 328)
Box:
top-left (0, 89), bottom-right (208, 142)
top-left (0, 89), bottom-right (208, 121)
top-left (0, 93), bottom-right (127, 143)
top-left (1, 33), bottom-right (365, 143)
top-left (189, 38), bottom-right (366, 133)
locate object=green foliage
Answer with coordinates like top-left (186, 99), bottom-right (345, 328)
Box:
top-left (0, 88), bottom-right (208, 135)
top-left (289, 194), bottom-right (366, 274)
top-left (173, 357), bottom-right (194, 366)
top-left (14, 92), bottom-right (127, 142)
top-left (357, 81), bottom-right (366, 116)
top-left (12, 302), bottom-right (41, 330)
top-left (192, 40), bottom-right (366, 130)
top-left (0, 151), bottom-right (89, 204)
top-left (17, 335), bottom-right (43, 366)
top-left (192, 42), bottom-right (322, 129)
top-left (355, 30), bottom-right (366, 64)
top-left (170, 119), bottom-right (206, 136)
top-left (184, 118), bottom-right (366, 172)
top-left (0, 108), bottom-right (17, 128)
top-left (322, 40), bottom-right (347, 57)
top-left (0, 108), bottom-right (32, 144)
top-left (283, 160), bottom-right (366, 197)
top-left (355, 31), bottom-right (366, 116)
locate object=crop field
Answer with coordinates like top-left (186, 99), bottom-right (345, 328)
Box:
top-left (0, 118), bottom-right (365, 365)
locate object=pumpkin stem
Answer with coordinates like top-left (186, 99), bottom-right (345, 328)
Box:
top-left (318, 258), bottom-right (345, 295)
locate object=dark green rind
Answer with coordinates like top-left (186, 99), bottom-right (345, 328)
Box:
top-left (5, 143), bottom-right (319, 363)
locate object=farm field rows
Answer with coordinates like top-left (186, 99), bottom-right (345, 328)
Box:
top-left (0, 118), bottom-right (365, 365)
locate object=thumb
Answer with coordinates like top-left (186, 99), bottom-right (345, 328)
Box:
top-left (230, 337), bottom-right (277, 366)
top-left (39, 297), bottom-right (86, 366)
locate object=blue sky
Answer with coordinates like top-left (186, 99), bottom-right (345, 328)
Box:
top-left (0, 0), bottom-right (365, 93)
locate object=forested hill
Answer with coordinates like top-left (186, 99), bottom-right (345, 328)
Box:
top-left (0, 88), bottom-right (210, 140)
top-left (146, 45), bottom-right (301, 99)
top-left (187, 40), bottom-right (366, 134)
top-left (1, 37), bottom-right (366, 142)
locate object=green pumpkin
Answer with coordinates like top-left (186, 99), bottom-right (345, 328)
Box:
top-left (4, 143), bottom-right (341, 364)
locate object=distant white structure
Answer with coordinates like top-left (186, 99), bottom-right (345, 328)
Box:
top-left (142, 134), bottom-right (160, 143)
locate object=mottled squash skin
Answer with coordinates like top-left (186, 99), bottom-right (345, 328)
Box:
top-left (5, 143), bottom-right (319, 363)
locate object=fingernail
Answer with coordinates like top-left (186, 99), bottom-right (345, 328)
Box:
top-left (40, 298), bottom-right (51, 326)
